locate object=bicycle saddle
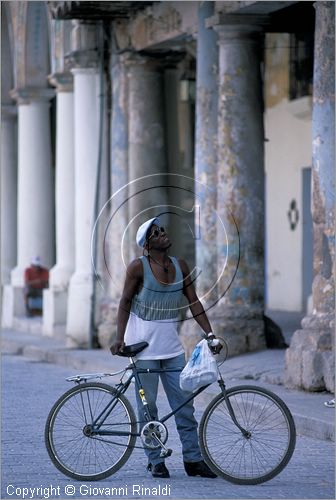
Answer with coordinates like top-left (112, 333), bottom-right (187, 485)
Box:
top-left (113, 341), bottom-right (149, 357)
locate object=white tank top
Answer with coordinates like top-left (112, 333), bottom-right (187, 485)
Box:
top-left (124, 256), bottom-right (185, 360)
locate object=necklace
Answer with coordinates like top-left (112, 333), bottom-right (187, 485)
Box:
top-left (149, 255), bottom-right (171, 273)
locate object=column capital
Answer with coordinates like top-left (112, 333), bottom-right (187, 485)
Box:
top-left (122, 51), bottom-right (167, 72)
top-left (207, 13), bottom-right (269, 40)
top-left (66, 49), bottom-right (99, 70)
top-left (48, 72), bottom-right (74, 93)
top-left (10, 87), bottom-right (55, 105)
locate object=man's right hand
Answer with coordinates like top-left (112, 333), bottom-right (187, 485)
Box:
top-left (207, 336), bottom-right (223, 355)
top-left (110, 339), bottom-right (125, 355)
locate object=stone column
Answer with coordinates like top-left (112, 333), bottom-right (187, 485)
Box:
top-left (99, 53), bottom-right (169, 348)
top-left (43, 74), bottom-right (74, 336)
top-left (1, 105), bottom-right (18, 328)
top-left (285, 2), bottom-right (335, 392)
top-left (194, 2), bottom-right (218, 305)
top-left (127, 55), bottom-right (168, 261)
top-left (210, 15), bottom-right (267, 356)
top-left (98, 49), bottom-right (130, 348)
top-left (66, 21), bottom-right (99, 347)
top-left (3, 88), bottom-right (55, 325)
top-left (163, 60), bottom-right (196, 260)
top-left (109, 52), bottom-right (130, 301)
top-left (165, 61), bottom-right (197, 271)
top-left (180, 3), bottom-right (220, 354)
top-left (1, 105), bottom-right (18, 286)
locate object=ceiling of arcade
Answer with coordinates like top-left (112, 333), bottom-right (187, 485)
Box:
top-left (2, 0), bottom-right (315, 106)
top-left (47, 1), bottom-right (154, 19)
top-left (47, 1), bottom-right (315, 52)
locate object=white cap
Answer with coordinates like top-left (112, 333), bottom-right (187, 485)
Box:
top-left (136, 217), bottom-right (160, 248)
top-left (31, 256), bottom-right (42, 266)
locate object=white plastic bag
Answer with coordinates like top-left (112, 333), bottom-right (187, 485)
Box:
top-left (180, 339), bottom-right (218, 392)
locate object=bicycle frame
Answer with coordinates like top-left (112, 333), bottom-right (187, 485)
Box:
top-left (75, 359), bottom-right (250, 439)
top-left (85, 366), bottom-right (210, 437)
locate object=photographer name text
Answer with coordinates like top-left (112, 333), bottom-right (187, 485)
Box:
top-left (7, 484), bottom-right (171, 498)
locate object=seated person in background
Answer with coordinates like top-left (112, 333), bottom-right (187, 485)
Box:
top-left (24, 256), bottom-right (49, 317)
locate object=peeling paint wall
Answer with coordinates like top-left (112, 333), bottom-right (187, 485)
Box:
top-left (310, 0), bottom-right (335, 319)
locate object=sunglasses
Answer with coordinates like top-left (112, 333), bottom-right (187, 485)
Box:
top-left (147, 226), bottom-right (166, 240)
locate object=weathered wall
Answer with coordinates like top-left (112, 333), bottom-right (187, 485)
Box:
top-left (129, 1), bottom-right (198, 50)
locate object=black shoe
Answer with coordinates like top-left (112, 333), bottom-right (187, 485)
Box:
top-left (147, 462), bottom-right (170, 478)
top-left (184, 460), bottom-right (217, 478)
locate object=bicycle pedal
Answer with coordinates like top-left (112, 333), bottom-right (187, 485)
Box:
top-left (160, 448), bottom-right (172, 458)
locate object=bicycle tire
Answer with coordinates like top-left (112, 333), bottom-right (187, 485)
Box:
top-left (45, 382), bottom-right (137, 481)
top-left (199, 385), bottom-right (296, 485)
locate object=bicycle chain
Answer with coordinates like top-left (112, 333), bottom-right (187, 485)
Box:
top-left (90, 436), bottom-right (148, 450)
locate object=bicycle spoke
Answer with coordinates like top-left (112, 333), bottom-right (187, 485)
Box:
top-left (200, 387), bottom-right (296, 484)
top-left (46, 384), bottom-right (136, 480)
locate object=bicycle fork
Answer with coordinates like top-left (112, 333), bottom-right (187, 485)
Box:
top-left (218, 379), bottom-right (251, 439)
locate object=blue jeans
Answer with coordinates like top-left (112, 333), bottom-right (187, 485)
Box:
top-left (135, 353), bottom-right (203, 465)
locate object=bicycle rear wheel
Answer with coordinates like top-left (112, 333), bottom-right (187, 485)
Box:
top-left (45, 382), bottom-right (137, 481)
top-left (199, 385), bottom-right (296, 484)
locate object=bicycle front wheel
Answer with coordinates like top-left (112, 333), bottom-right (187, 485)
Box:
top-left (199, 385), bottom-right (296, 485)
top-left (45, 382), bottom-right (137, 481)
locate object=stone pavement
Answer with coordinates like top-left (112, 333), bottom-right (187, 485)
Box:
top-left (2, 355), bottom-right (335, 500)
top-left (1, 320), bottom-right (335, 443)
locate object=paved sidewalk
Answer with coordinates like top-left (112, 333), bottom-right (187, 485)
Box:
top-left (1, 325), bottom-right (334, 442)
top-left (2, 355), bottom-right (335, 500)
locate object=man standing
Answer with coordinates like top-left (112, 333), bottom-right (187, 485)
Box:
top-left (111, 217), bottom-right (221, 479)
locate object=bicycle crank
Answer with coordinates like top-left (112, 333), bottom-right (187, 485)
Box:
top-left (141, 421), bottom-right (168, 450)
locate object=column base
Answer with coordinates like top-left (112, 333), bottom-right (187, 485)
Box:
top-left (43, 288), bottom-right (68, 337)
top-left (284, 313), bottom-right (335, 392)
top-left (43, 265), bottom-right (73, 337)
top-left (49, 265), bottom-right (73, 290)
top-left (11, 266), bottom-right (26, 287)
top-left (66, 273), bottom-right (93, 347)
top-left (180, 304), bottom-right (266, 358)
top-left (1, 284), bottom-right (26, 328)
top-left (97, 299), bottom-right (119, 349)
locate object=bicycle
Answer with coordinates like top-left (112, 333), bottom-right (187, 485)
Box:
top-left (45, 339), bottom-right (296, 485)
